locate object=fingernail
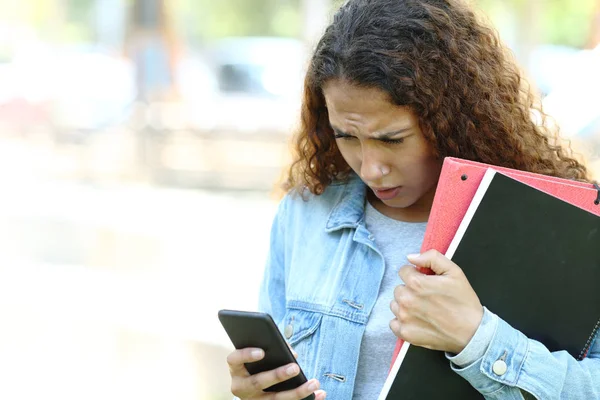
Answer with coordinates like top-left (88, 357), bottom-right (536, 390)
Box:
top-left (286, 365), bottom-right (298, 376)
top-left (308, 380), bottom-right (319, 391)
top-left (407, 253), bottom-right (420, 261)
top-left (251, 349), bottom-right (263, 360)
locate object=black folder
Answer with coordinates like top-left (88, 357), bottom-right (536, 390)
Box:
top-left (382, 170), bottom-right (600, 399)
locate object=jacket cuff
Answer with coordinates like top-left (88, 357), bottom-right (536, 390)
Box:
top-left (446, 306), bottom-right (496, 367)
top-left (449, 309), bottom-right (530, 395)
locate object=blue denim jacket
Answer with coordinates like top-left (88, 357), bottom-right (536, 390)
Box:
top-left (258, 175), bottom-right (600, 399)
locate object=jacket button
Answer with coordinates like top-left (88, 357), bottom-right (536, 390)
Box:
top-left (284, 324), bottom-right (294, 339)
top-left (492, 359), bottom-right (508, 376)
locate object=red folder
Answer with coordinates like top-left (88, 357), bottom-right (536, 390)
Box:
top-left (390, 157), bottom-right (600, 365)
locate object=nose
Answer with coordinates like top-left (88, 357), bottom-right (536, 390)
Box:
top-left (360, 147), bottom-right (389, 183)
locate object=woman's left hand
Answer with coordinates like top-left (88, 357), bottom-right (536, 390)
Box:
top-left (390, 249), bottom-right (484, 354)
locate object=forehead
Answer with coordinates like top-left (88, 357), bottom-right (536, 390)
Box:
top-left (322, 80), bottom-right (416, 128)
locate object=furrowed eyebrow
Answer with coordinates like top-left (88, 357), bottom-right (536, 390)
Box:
top-left (331, 126), bottom-right (411, 139)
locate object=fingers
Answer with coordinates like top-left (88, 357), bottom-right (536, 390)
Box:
top-left (231, 362), bottom-right (302, 397)
top-left (407, 250), bottom-right (456, 276)
top-left (389, 317), bottom-right (402, 338)
top-left (390, 299), bottom-right (399, 316)
top-left (398, 265), bottom-right (424, 291)
top-left (287, 342), bottom-right (299, 359)
top-left (227, 348), bottom-right (326, 399)
top-left (389, 317), bottom-right (421, 346)
top-left (270, 379), bottom-right (322, 400)
top-left (227, 348), bottom-right (264, 376)
top-left (393, 280), bottom-right (415, 310)
top-left (389, 299), bottom-right (410, 329)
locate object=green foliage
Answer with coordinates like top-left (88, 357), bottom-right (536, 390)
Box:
top-left (67, 0), bottom-right (94, 22)
top-left (477, 0), bottom-right (597, 48)
top-left (1, 0), bottom-right (596, 48)
top-left (540, 0), bottom-right (597, 47)
top-left (179, 0), bottom-right (302, 41)
top-left (332, 0), bottom-right (597, 48)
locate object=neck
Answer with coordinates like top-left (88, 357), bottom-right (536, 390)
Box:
top-left (366, 191), bottom-right (432, 223)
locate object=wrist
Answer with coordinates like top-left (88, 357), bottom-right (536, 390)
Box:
top-left (452, 305), bottom-right (484, 354)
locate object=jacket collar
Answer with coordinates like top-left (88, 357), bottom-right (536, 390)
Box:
top-left (325, 173), bottom-right (368, 232)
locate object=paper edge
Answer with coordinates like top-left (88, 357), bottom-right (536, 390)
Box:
top-left (445, 168), bottom-right (497, 259)
top-left (377, 341), bottom-right (411, 400)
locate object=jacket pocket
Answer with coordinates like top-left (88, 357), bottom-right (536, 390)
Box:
top-left (279, 307), bottom-right (323, 377)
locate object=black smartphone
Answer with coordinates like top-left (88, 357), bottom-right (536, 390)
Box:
top-left (218, 309), bottom-right (315, 400)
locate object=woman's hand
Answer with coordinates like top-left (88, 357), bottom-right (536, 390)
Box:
top-left (390, 250), bottom-right (484, 354)
top-left (227, 347), bottom-right (327, 399)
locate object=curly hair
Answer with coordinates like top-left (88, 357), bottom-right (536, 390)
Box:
top-left (284, 0), bottom-right (590, 195)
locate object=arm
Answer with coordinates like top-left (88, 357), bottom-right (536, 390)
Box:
top-left (448, 308), bottom-right (600, 399)
top-left (258, 196), bottom-right (288, 324)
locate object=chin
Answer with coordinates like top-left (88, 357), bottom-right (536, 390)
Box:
top-left (381, 196), bottom-right (415, 209)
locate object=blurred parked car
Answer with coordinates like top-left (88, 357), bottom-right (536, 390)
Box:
top-left (0, 39), bottom-right (136, 138)
top-left (181, 36), bottom-right (308, 136)
top-left (49, 45), bottom-right (136, 134)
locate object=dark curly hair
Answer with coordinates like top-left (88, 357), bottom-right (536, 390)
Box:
top-left (284, 0), bottom-right (589, 194)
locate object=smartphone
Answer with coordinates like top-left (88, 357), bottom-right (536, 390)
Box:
top-left (218, 309), bottom-right (315, 400)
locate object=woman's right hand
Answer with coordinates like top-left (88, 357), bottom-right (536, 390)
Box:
top-left (227, 347), bottom-right (327, 399)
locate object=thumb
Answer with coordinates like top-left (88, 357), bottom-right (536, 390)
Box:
top-left (407, 250), bottom-right (454, 276)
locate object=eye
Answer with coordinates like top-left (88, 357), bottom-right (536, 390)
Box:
top-left (334, 133), bottom-right (356, 141)
top-left (380, 138), bottom-right (405, 145)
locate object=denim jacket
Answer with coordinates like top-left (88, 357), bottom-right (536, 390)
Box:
top-left (258, 175), bottom-right (600, 399)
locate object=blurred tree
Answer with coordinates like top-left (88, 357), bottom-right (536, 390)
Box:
top-left (328, 0), bottom-right (600, 50)
top-left (478, 0), bottom-right (597, 48)
top-left (178, 0), bottom-right (302, 41)
top-left (125, 0), bottom-right (179, 100)
top-left (67, 0), bottom-right (94, 22)
top-left (5, 0), bottom-right (595, 50)
top-left (61, 0), bottom-right (95, 42)
top-left (539, 0), bottom-right (597, 47)
top-left (586, 0), bottom-right (600, 48)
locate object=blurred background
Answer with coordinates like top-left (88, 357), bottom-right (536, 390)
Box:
top-left (0, 0), bottom-right (599, 399)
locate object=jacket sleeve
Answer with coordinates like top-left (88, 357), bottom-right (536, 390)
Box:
top-left (257, 196), bottom-right (288, 324)
top-left (449, 309), bottom-right (600, 399)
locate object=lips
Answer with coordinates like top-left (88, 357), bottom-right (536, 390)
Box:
top-left (372, 186), bottom-right (402, 201)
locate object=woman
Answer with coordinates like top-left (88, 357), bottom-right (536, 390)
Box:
top-left (226, 0), bottom-right (600, 398)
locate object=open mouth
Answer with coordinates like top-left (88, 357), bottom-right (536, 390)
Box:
top-left (372, 186), bottom-right (402, 200)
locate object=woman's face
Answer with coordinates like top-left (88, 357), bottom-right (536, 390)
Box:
top-left (322, 80), bottom-right (442, 222)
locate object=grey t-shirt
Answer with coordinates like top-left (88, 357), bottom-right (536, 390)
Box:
top-left (352, 201), bottom-right (427, 399)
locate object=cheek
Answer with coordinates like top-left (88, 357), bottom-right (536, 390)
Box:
top-left (416, 157), bottom-right (442, 185)
top-left (398, 155), bottom-right (441, 183)
top-left (337, 143), bottom-right (361, 168)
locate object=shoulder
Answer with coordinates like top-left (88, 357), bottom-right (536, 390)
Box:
top-left (278, 174), bottom-right (363, 224)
